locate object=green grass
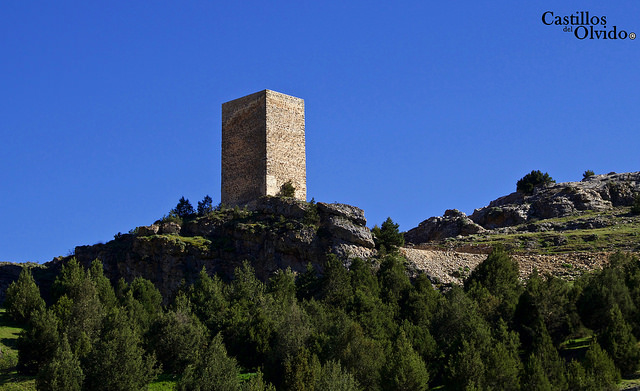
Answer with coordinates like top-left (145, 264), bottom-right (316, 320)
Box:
top-left (559, 336), bottom-right (593, 351)
top-left (444, 208), bottom-right (640, 255)
top-left (0, 309), bottom-right (35, 391)
top-left (148, 374), bottom-right (178, 390)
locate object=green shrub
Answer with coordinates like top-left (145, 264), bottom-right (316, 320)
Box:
top-left (278, 180), bottom-right (296, 198)
top-left (583, 170), bottom-right (595, 179)
top-left (516, 170), bottom-right (555, 195)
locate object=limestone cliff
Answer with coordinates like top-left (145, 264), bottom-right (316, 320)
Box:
top-left (38, 197), bottom-right (375, 301)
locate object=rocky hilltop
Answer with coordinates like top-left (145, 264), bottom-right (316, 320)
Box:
top-left (32, 197), bottom-right (376, 301)
top-left (406, 171), bottom-right (640, 244)
top-left (399, 172), bottom-right (640, 285)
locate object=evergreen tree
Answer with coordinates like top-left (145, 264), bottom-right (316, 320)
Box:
top-left (178, 333), bottom-right (242, 391)
top-left (296, 263), bottom-right (321, 301)
top-left (321, 254), bottom-right (352, 308)
top-left (522, 354), bottom-right (553, 391)
top-left (599, 304), bottom-right (640, 375)
top-left (88, 259), bottom-right (117, 310)
top-left (382, 330), bottom-right (429, 391)
top-left (583, 341), bottom-right (620, 390)
top-left (147, 298), bottom-right (208, 374)
top-left (336, 322), bottom-right (384, 391)
top-left (283, 347), bottom-right (321, 391)
top-left (125, 277), bottom-right (163, 334)
top-left (197, 195), bottom-right (214, 215)
top-left (172, 196), bottom-right (195, 219)
top-left (371, 217), bottom-right (404, 252)
top-left (402, 273), bottom-right (440, 328)
top-left (268, 267), bottom-right (297, 305)
top-left (35, 334), bottom-right (84, 391)
top-left (516, 170), bottom-right (555, 194)
top-left (51, 258), bottom-right (86, 302)
top-left (578, 257), bottom-right (636, 334)
top-left (189, 267), bottom-right (229, 333)
top-left (484, 320), bottom-right (522, 391)
top-left (377, 254), bottom-right (412, 312)
top-left (465, 246), bottom-right (521, 323)
top-left (84, 309), bottom-right (158, 391)
top-left (4, 267), bottom-right (45, 324)
top-left (314, 360), bottom-right (361, 391)
top-left (566, 360), bottom-right (590, 391)
top-left (446, 339), bottom-right (485, 391)
top-left (242, 370), bottom-right (276, 391)
top-left (529, 324), bottom-right (567, 390)
top-left (52, 263), bottom-right (104, 357)
top-left (17, 308), bottom-right (60, 375)
top-left (278, 180), bottom-right (296, 198)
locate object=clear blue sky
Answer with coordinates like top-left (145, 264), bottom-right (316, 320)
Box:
top-left (1, 1), bottom-right (639, 263)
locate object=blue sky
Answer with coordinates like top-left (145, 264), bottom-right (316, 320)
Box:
top-left (1, 1), bottom-right (639, 263)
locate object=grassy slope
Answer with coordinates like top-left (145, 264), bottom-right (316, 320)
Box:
top-left (444, 207), bottom-right (640, 255)
top-left (0, 309), bottom-right (34, 391)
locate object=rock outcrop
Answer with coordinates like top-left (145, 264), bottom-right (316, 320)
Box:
top-left (406, 172), bottom-right (640, 244)
top-left (46, 197), bottom-right (375, 301)
top-left (405, 209), bottom-right (485, 244)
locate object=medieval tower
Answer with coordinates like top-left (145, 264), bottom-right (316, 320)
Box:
top-left (221, 90), bottom-right (306, 206)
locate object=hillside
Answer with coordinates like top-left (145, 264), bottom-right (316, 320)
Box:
top-left (401, 171), bottom-right (640, 285)
top-left (7, 197), bottom-right (376, 302)
top-left (1, 171), bottom-right (639, 302)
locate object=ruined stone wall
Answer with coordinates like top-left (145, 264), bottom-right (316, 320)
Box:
top-left (265, 90), bottom-right (306, 201)
top-left (221, 90), bottom-right (306, 206)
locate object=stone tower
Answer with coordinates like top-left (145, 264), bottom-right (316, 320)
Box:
top-left (221, 90), bottom-right (306, 206)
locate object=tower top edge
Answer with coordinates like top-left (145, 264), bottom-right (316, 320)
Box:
top-left (222, 89), bottom-right (303, 106)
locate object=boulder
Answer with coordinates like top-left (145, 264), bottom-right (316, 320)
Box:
top-left (137, 224), bottom-right (159, 236)
top-left (160, 222), bottom-right (181, 235)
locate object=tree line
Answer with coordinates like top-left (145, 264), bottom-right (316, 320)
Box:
top-left (5, 231), bottom-right (640, 390)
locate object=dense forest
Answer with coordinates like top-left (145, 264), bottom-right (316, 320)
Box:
top-left (4, 222), bottom-right (640, 390)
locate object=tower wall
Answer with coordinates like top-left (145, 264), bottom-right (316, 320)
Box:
top-left (221, 90), bottom-right (306, 206)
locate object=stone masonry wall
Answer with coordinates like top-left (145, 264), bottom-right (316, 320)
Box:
top-left (221, 91), bottom-right (267, 206)
top-left (265, 90), bottom-right (306, 201)
top-left (221, 90), bottom-right (306, 206)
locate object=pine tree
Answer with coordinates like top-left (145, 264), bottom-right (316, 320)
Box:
top-left (583, 341), bottom-right (620, 390)
top-left (197, 195), bottom-right (214, 215)
top-left (283, 347), bottom-right (321, 391)
top-left (177, 333), bottom-right (242, 391)
top-left (172, 196), bottom-right (195, 219)
top-left (4, 267), bottom-right (45, 324)
top-left (84, 309), bottom-right (158, 391)
top-left (371, 217), bottom-right (404, 252)
top-left (17, 308), bottom-right (60, 375)
top-left (382, 330), bottom-right (429, 391)
top-left (465, 246), bottom-right (521, 323)
top-left (148, 300), bottom-right (208, 374)
top-left (599, 304), bottom-right (640, 375)
top-left (522, 354), bottom-right (553, 391)
top-left (314, 360), bottom-right (361, 391)
top-left (189, 267), bottom-right (229, 332)
top-left (35, 334), bottom-right (84, 391)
